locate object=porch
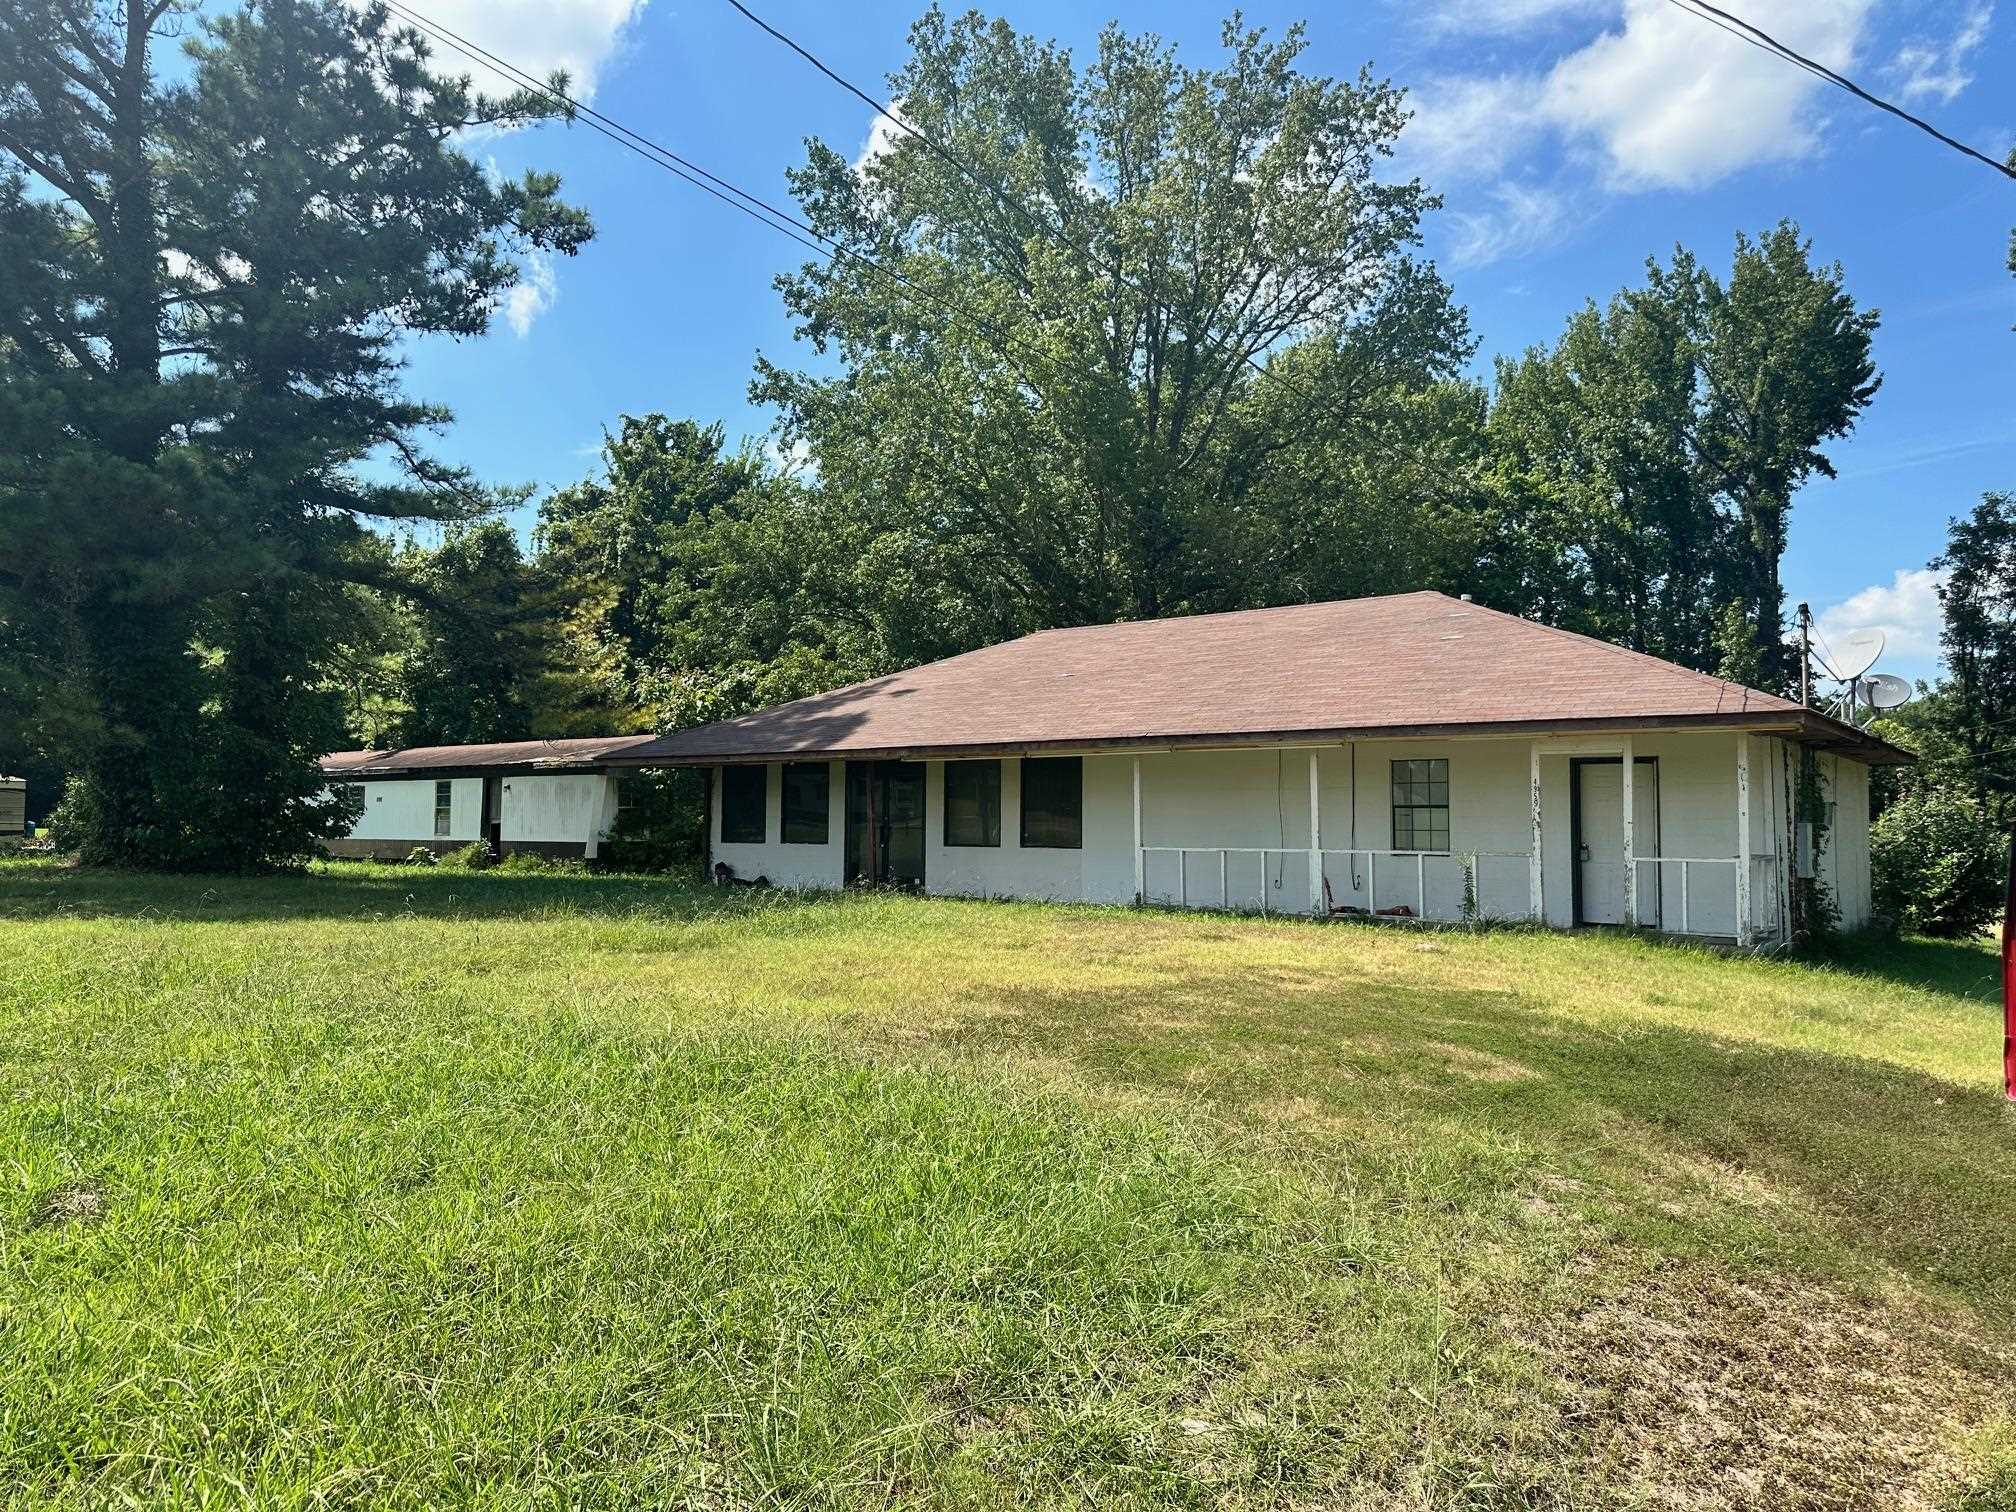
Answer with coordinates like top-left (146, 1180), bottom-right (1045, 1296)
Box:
top-left (1128, 732), bottom-right (1790, 946)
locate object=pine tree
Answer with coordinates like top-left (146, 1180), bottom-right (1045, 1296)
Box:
top-left (0, 0), bottom-right (590, 867)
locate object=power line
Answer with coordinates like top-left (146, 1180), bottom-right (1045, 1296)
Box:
top-left (378, 1), bottom-right (1078, 391)
top-left (718, 0), bottom-right (1324, 409)
top-left (1663, 0), bottom-right (2016, 182)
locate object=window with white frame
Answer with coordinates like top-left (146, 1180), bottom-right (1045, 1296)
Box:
top-left (433, 779), bottom-right (453, 837)
top-left (1391, 759), bottom-right (1449, 853)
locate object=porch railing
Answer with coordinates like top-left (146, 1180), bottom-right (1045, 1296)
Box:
top-left (1138, 847), bottom-right (1536, 924)
top-left (1140, 845), bottom-right (1782, 940)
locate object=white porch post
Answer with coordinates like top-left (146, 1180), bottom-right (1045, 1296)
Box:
top-left (1528, 742), bottom-right (1544, 924)
top-left (1735, 735), bottom-right (1753, 947)
top-left (1621, 735), bottom-right (1636, 928)
top-left (1131, 755), bottom-right (1144, 905)
top-left (1308, 750), bottom-right (1322, 916)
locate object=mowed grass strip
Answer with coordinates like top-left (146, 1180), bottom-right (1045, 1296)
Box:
top-left (2, 858), bottom-right (2014, 1507)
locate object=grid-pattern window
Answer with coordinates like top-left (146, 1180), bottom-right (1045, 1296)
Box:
top-left (433, 779), bottom-right (453, 838)
top-left (1020, 757), bottom-right (1082, 849)
top-left (720, 765), bottom-right (767, 844)
top-left (1391, 759), bottom-right (1449, 853)
top-left (781, 763), bottom-right (830, 844)
top-left (943, 760), bottom-right (1001, 847)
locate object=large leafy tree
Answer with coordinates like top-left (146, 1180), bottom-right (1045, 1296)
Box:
top-left (753, 9), bottom-right (1474, 640)
top-left (0, 0), bottom-right (588, 867)
top-left (1931, 492), bottom-right (2016, 818)
top-left (537, 415), bottom-right (885, 730)
top-left (1478, 225), bottom-right (1877, 686)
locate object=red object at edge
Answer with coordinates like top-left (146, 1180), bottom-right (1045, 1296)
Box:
top-left (2004, 832), bottom-right (2016, 1100)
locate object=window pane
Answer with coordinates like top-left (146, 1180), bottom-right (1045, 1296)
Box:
top-left (434, 780), bottom-right (452, 838)
top-left (944, 760), bottom-right (1002, 847)
top-left (1020, 757), bottom-right (1082, 849)
top-left (781, 763), bottom-right (829, 845)
top-left (1391, 758), bottom-right (1451, 853)
top-left (720, 765), bottom-right (767, 845)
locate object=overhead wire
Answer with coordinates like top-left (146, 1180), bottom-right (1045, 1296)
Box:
top-left (379, 0), bottom-right (1079, 392)
top-left (718, 0), bottom-right (1327, 410)
top-left (1661, 0), bottom-right (2016, 182)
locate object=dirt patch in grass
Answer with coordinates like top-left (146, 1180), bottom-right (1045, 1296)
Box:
top-left (30, 1182), bottom-right (103, 1228)
top-left (1518, 1258), bottom-right (2014, 1509)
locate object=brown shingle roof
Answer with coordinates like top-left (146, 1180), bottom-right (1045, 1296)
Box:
top-left (321, 735), bottom-right (656, 779)
top-left (616, 592), bottom-right (1908, 765)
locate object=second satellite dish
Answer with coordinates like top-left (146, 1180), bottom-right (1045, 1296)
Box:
top-left (1830, 626), bottom-right (1886, 680)
top-left (1859, 673), bottom-right (1913, 711)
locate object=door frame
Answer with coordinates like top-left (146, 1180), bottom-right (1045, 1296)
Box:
top-left (480, 776), bottom-right (504, 859)
top-left (1569, 756), bottom-right (1662, 928)
top-left (844, 760), bottom-right (927, 890)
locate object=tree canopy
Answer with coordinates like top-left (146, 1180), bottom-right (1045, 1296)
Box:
top-left (0, 0), bottom-right (588, 866)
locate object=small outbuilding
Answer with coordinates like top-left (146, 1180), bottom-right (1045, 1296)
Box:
top-left (319, 737), bottom-right (653, 861)
top-left (0, 777), bottom-right (24, 840)
top-left (614, 592), bottom-right (1910, 944)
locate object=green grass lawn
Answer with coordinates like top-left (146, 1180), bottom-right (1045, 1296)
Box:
top-left (3, 857), bottom-right (2013, 1508)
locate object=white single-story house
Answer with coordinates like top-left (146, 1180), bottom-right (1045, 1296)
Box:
top-left (319, 737), bottom-right (653, 860)
top-left (612, 592), bottom-right (1908, 943)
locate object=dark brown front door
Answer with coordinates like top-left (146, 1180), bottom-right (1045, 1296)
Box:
top-left (845, 761), bottom-right (925, 889)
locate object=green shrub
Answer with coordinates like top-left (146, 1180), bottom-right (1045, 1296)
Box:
top-left (404, 846), bottom-right (438, 867)
top-left (595, 768), bottom-right (707, 873)
top-left (1870, 782), bottom-right (2005, 937)
top-left (494, 850), bottom-right (585, 875)
top-left (437, 841), bottom-right (494, 871)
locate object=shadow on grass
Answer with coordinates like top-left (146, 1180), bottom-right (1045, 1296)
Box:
top-left (907, 957), bottom-right (2016, 1309)
top-left (0, 859), bottom-right (800, 924)
top-left (1823, 929), bottom-right (2002, 1004)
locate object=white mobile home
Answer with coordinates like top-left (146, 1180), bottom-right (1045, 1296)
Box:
top-left (616, 593), bottom-right (1906, 943)
top-left (319, 737), bottom-right (652, 861)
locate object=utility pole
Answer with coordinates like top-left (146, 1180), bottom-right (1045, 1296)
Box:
top-left (1796, 602), bottom-right (1812, 708)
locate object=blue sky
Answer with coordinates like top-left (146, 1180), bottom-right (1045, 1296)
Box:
top-left (405, 0), bottom-right (2016, 685)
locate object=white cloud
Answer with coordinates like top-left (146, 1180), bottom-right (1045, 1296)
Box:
top-left (765, 434), bottom-right (817, 479)
top-left (1886, 3), bottom-right (1993, 104)
top-left (1405, 75), bottom-right (1545, 185)
top-left (405, 0), bottom-right (646, 104)
top-left (503, 248), bottom-right (557, 336)
top-left (1404, 0), bottom-right (1876, 263)
top-left (1540, 0), bottom-right (1873, 190)
top-left (1445, 180), bottom-right (1577, 265)
top-left (1814, 567), bottom-right (1947, 674)
top-left (852, 103), bottom-right (912, 176)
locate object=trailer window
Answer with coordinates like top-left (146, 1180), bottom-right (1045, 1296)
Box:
top-left (433, 780), bottom-right (453, 837)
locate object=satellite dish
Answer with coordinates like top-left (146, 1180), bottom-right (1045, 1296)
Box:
top-left (1829, 627), bottom-right (1885, 680)
top-left (1859, 673), bottom-right (1913, 711)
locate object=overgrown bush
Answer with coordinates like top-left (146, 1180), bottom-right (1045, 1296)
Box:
top-left (1870, 782), bottom-right (2005, 937)
top-left (595, 768), bottom-right (708, 874)
top-left (404, 846), bottom-right (438, 867)
top-left (437, 842), bottom-right (494, 871)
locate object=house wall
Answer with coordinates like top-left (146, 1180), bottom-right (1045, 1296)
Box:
top-left (703, 732), bottom-right (1874, 937)
top-left (328, 773), bottom-right (620, 859)
top-left (709, 761), bottom-right (846, 889)
top-left (344, 776), bottom-right (480, 845)
top-left (1822, 752), bottom-right (1873, 931)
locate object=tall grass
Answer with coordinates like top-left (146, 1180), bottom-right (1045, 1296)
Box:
top-left (1, 859), bottom-right (2011, 1507)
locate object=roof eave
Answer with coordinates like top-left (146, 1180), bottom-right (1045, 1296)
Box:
top-left (612, 708), bottom-right (1915, 768)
